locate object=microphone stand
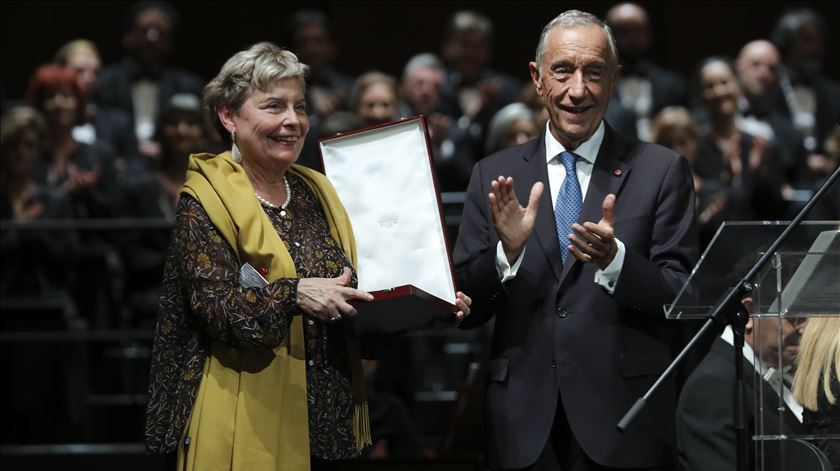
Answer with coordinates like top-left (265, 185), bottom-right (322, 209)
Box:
top-left (617, 165), bottom-right (840, 471)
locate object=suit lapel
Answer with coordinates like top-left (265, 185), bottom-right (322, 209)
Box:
top-left (522, 132), bottom-right (565, 281)
top-left (558, 125), bottom-right (631, 284)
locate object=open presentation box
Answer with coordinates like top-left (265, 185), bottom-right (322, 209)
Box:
top-left (319, 116), bottom-right (458, 336)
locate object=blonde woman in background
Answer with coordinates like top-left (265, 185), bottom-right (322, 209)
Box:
top-left (792, 315), bottom-right (840, 469)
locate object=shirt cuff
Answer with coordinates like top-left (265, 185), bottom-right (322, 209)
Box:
top-left (594, 238), bottom-right (625, 294)
top-left (495, 241), bottom-right (525, 283)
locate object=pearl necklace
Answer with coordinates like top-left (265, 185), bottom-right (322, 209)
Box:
top-left (255, 177), bottom-right (291, 216)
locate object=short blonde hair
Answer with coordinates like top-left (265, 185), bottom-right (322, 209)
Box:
top-left (203, 42), bottom-right (309, 145)
top-left (792, 316), bottom-right (840, 411)
top-left (54, 39), bottom-right (99, 65)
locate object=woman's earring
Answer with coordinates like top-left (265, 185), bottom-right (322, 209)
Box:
top-left (231, 130), bottom-right (242, 162)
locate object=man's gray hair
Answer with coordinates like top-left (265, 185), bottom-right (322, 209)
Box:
top-left (402, 53), bottom-right (445, 81)
top-left (534, 10), bottom-right (619, 72)
top-left (203, 42), bottom-right (309, 145)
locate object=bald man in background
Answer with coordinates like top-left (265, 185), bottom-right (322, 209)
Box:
top-left (734, 40), bottom-right (807, 195)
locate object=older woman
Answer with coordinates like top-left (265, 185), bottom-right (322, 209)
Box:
top-left (144, 42), bottom-right (470, 470)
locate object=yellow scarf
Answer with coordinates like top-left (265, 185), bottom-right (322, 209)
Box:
top-left (180, 151), bottom-right (370, 469)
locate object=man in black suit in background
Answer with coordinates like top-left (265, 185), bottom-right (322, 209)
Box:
top-left (454, 9), bottom-right (697, 471)
top-left (676, 305), bottom-right (806, 471)
top-left (96, 1), bottom-right (204, 165)
top-left (605, 3), bottom-right (687, 141)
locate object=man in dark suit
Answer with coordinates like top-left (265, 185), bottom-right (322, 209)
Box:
top-left (453, 9), bottom-right (697, 471)
top-left (605, 3), bottom-right (688, 142)
top-left (96, 1), bottom-right (204, 165)
top-left (676, 310), bottom-right (806, 470)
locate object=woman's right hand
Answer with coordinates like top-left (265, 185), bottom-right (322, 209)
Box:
top-left (296, 267), bottom-right (374, 323)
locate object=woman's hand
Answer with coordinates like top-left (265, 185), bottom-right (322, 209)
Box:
top-left (296, 267), bottom-right (374, 323)
top-left (452, 291), bottom-right (472, 327)
top-left (432, 291), bottom-right (473, 329)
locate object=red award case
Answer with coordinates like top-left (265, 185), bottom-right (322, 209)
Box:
top-left (319, 116), bottom-right (458, 336)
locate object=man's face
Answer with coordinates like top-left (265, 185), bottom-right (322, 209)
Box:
top-left (750, 316), bottom-right (806, 368)
top-left (442, 29), bottom-right (490, 82)
top-left (529, 25), bottom-right (619, 150)
top-left (67, 50), bottom-right (101, 97)
top-left (788, 22), bottom-right (824, 78)
top-left (401, 67), bottom-right (443, 115)
top-left (607, 4), bottom-right (650, 61)
top-left (293, 24), bottom-right (335, 73)
top-left (736, 42), bottom-right (780, 100)
top-left (125, 9), bottom-right (173, 66)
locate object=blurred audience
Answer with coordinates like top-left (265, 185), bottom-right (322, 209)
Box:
top-left (54, 39), bottom-right (137, 166)
top-left (439, 11), bottom-right (521, 150)
top-left (96, 1), bottom-right (204, 163)
top-left (517, 83), bottom-right (549, 130)
top-left (606, 2), bottom-right (688, 141)
top-left (650, 106), bottom-right (723, 247)
top-left (285, 9), bottom-right (354, 121)
top-left (113, 94), bottom-right (216, 326)
top-left (484, 103), bottom-right (538, 156)
top-left (25, 64), bottom-right (117, 219)
top-left (350, 71), bottom-right (400, 127)
top-left (692, 57), bottom-right (787, 243)
top-left (0, 106), bottom-right (76, 295)
top-left (769, 8), bottom-right (840, 158)
top-left (399, 52), bottom-right (477, 192)
top-left (734, 39), bottom-right (808, 189)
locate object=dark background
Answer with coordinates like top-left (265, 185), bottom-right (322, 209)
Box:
top-left (2, 0), bottom-right (839, 103)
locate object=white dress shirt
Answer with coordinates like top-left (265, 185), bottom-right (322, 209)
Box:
top-left (495, 121), bottom-right (626, 294)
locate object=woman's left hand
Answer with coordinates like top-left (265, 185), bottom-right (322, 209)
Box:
top-left (452, 291), bottom-right (472, 327)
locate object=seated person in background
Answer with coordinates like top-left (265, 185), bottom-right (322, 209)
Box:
top-left (693, 57), bottom-right (787, 229)
top-left (650, 106), bottom-right (722, 250)
top-left (284, 9), bottom-right (354, 121)
top-left (677, 299), bottom-right (807, 471)
top-left (606, 2), bottom-right (688, 141)
top-left (483, 102), bottom-right (538, 156)
top-left (0, 106), bottom-right (76, 296)
top-left (350, 71), bottom-right (399, 127)
top-left (54, 39), bottom-right (137, 168)
top-left (768, 8), bottom-right (840, 159)
top-left (25, 64), bottom-right (117, 219)
top-left (517, 82), bottom-right (549, 130)
top-left (438, 10), bottom-right (521, 139)
top-left (113, 94), bottom-right (218, 326)
top-left (792, 316), bottom-right (840, 470)
top-left (399, 53), bottom-right (446, 119)
top-left (400, 52), bottom-right (478, 192)
top-left (734, 40), bottom-right (807, 189)
top-left (96, 1), bottom-right (204, 164)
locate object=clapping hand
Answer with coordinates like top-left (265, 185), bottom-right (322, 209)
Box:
top-left (569, 194), bottom-right (618, 270)
top-left (488, 176), bottom-right (544, 264)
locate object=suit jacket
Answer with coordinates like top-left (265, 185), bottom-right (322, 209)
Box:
top-left (453, 123), bottom-right (698, 469)
top-left (676, 337), bottom-right (806, 471)
top-left (767, 76), bottom-right (840, 155)
top-left (96, 59), bottom-right (204, 149)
